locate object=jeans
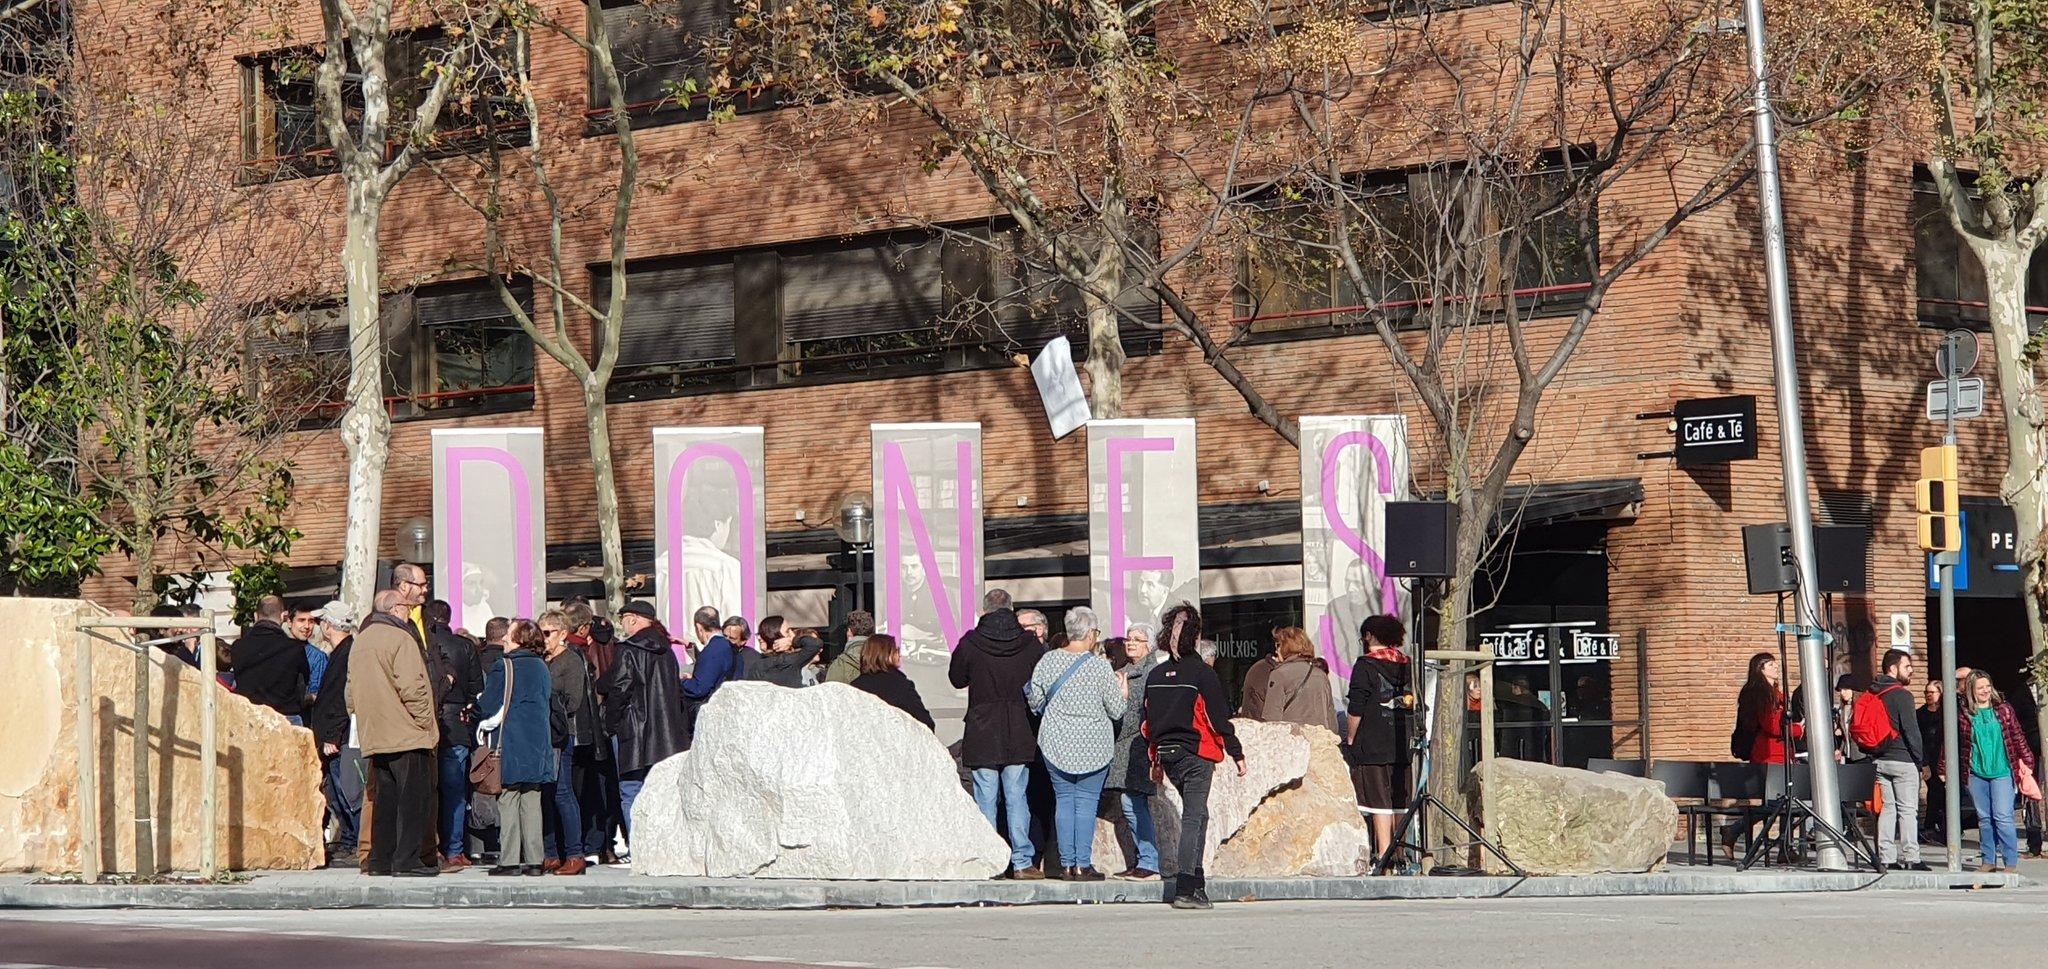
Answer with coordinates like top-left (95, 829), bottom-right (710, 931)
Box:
top-left (1969, 773), bottom-right (2020, 868)
top-left (619, 769), bottom-right (648, 842)
top-left (1120, 792), bottom-right (1160, 872)
top-left (972, 765), bottom-right (1035, 870)
top-left (438, 744), bottom-right (471, 857)
top-left (366, 749), bottom-right (434, 875)
top-left (323, 750), bottom-right (363, 853)
top-left (1874, 759), bottom-right (1922, 864)
top-left (1047, 765), bottom-right (1109, 870)
top-left (545, 745), bottom-right (585, 861)
top-left (1160, 749), bottom-right (1217, 896)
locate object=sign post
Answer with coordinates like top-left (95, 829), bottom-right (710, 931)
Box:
top-left (1936, 328), bottom-right (1975, 872)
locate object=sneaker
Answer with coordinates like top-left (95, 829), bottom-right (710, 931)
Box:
top-left (327, 852), bottom-right (361, 870)
top-left (1071, 867), bottom-right (1108, 882)
top-left (1010, 866), bottom-right (1047, 881)
top-left (1170, 890), bottom-right (1214, 910)
top-left (1886, 862), bottom-right (1906, 871)
top-left (1115, 868), bottom-right (1161, 881)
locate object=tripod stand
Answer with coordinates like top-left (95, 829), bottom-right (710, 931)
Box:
top-left (1376, 704), bottom-right (1523, 872)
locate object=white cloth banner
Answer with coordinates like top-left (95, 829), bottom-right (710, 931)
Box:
top-left (1299, 416), bottom-right (1410, 679)
top-left (872, 423), bottom-right (983, 742)
top-left (1088, 419), bottom-right (1201, 639)
top-left (653, 427), bottom-right (767, 646)
top-left (432, 428), bottom-right (546, 635)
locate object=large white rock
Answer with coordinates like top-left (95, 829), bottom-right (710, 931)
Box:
top-left (632, 682), bottom-right (1008, 879)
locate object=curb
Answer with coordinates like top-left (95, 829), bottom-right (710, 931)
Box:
top-left (0, 870), bottom-right (2025, 910)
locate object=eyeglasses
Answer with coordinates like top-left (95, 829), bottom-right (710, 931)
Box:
top-left (542, 628), bottom-right (567, 636)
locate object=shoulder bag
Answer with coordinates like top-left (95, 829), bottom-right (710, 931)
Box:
top-left (469, 657), bottom-right (514, 796)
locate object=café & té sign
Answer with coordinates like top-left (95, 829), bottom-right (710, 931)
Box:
top-left (1673, 395), bottom-right (1758, 468)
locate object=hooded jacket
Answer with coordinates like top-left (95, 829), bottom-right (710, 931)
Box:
top-left (600, 626), bottom-right (688, 774)
top-left (1345, 650), bottom-right (1412, 767)
top-left (948, 609), bottom-right (1042, 768)
top-left (307, 636), bottom-right (354, 748)
top-left (231, 619), bottom-right (310, 718)
top-left (1868, 674), bottom-right (1924, 765)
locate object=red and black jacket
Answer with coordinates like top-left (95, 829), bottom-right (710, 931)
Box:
top-left (1143, 657), bottom-right (1245, 765)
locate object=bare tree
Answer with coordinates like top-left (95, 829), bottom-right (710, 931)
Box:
top-left (1237, 0), bottom-right (1922, 850)
top-left (308, 0), bottom-right (502, 614)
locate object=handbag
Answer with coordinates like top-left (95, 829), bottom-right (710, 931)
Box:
top-left (2019, 768), bottom-right (2043, 802)
top-left (469, 657), bottom-right (514, 796)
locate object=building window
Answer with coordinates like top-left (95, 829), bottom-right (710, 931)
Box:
top-left (1912, 176), bottom-right (2048, 330)
top-left (591, 0), bottom-right (776, 130)
top-left (602, 223), bottom-right (1160, 401)
top-left (404, 281), bottom-right (536, 418)
top-left (240, 27), bottom-right (528, 177)
top-left (249, 304), bottom-right (353, 429)
top-left (1234, 165), bottom-right (1595, 337)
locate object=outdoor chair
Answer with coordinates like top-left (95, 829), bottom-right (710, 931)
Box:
top-left (1648, 760), bottom-right (1714, 865)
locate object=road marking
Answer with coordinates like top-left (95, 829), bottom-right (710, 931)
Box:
top-left (652, 952), bottom-right (714, 958)
top-left (811, 962), bottom-right (877, 967)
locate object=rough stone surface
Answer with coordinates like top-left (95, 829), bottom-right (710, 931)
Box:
top-left (0, 597), bottom-right (324, 873)
top-left (1474, 758), bottom-right (1679, 875)
top-left (632, 682), bottom-right (1008, 879)
top-left (1095, 720), bottom-right (1368, 877)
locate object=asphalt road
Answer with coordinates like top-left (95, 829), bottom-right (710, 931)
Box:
top-left (3, 883), bottom-right (2043, 969)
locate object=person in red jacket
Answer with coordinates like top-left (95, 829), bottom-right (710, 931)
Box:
top-left (1142, 603), bottom-right (1245, 911)
top-left (1723, 651), bottom-right (1802, 859)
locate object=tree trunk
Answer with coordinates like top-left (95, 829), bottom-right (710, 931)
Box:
top-left (582, 376), bottom-right (626, 612)
top-left (129, 530), bottom-right (158, 617)
top-left (1082, 263), bottom-right (1128, 420)
top-left (1979, 242), bottom-right (2048, 768)
top-left (1425, 508), bottom-right (1485, 868)
top-left (337, 186), bottom-right (390, 616)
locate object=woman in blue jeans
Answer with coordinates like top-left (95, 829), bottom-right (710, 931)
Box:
top-left (1947, 671), bottom-right (2038, 873)
top-left (1026, 606), bottom-right (1126, 881)
top-left (1104, 633), bottom-right (1162, 879)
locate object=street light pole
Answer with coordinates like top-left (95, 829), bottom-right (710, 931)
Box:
top-left (1741, 0), bottom-right (1848, 869)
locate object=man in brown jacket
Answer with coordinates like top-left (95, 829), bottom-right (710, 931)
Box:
top-left (347, 589), bottom-right (440, 877)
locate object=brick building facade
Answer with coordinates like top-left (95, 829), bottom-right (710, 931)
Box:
top-left (71, 0), bottom-right (2040, 764)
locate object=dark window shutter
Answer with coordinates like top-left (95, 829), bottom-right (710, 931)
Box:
top-left (416, 281), bottom-right (530, 326)
top-left (602, 0), bottom-right (723, 107)
top-left (602, 262), bottom-right (737, 365)
top-left (781, 239), bottom-right (946, 342)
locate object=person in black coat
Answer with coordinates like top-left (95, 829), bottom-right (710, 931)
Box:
top-left (948, 590), bottom-right (1043, 877)
top-left (1345, 615), bottom-right (1414, 865)
top-left (307, 603), bottom-right (362, 866)
top-left (850, 634), bottom-right (935, 730)
top-left (231, 596), bottom-right (311, 724)
top-left (599, 600), bottom-right (688, 841)
top-left (423, 600), bottom-right (485, 868)
top-left (741, 616), bottom-right (825, 688)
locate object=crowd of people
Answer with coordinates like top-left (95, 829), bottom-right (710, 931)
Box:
top-left (156, 571), bottom-right (1420, 909)
top-left (1729, 647), bottom-right (2041, 873)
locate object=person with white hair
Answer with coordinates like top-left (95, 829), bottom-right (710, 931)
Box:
top-left (1025, 605), bottom-right (1126, 881)
top-left (1125, 622), bottom-right (1160, 662)
top-left (307, 600), bottom-right (362, 868)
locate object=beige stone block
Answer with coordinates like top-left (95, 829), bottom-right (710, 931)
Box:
top-left (0, 597), bottom-right (324, 873)
top-left (1473, 757), bottom-right (1678, 875)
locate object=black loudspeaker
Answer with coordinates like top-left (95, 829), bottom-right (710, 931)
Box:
top-left (1814, 525), bottom-right (1869, 594)
top-left (1742, 522), bottom-right (1795, 595)
top-left (1385, 502), bottom-right (1459, 577)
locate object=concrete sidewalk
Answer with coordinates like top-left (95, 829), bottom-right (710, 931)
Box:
top-left (0, 862), bottom-right (2024, 910)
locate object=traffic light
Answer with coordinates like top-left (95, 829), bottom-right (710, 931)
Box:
top-left (1917, 444), bottom-right (1960, 553)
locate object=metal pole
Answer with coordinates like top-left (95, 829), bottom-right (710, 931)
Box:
top-left (1741, 0), bottom-right (1848, 869)
top-left (1940, 356), bottom-right (1963, 872)
top-left (200, 621), bottom-right (219, 881)
top-left (132, 644), bottom-right (154, 878)
top-left (74, 630), bottom-right (99, 883)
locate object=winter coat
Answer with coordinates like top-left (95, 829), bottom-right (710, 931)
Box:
top-left (231, 619), bottom-right (310, 718)
top-left (851, 669), bottom-right (936, 730)
top-left (1746, 689), bottom-right (1796, 765)
top-left (307, 637), bottom-right (354, 748)
top-left (479, 647), bottom-right (557, 786)
top-left (1245, 655), bottom-right (1340, 735)
top-left (1345, 652), bottom-right (1411, 767)
top-left (1026, 649), bottom-right (1126, 775)
top-left (548, 647), bottom-right (594, 748)
top-left (1142, 656), bottom-right (1242, 764)
top-left (1106, 652), bottom-right (1160, 794)
top-left (600, 627), bottom-right (689, 774)
top-left (948, 609), bottom-right (1043, 768)
top-left (742, 637), bottom-right (825, 688)
top-left (346, 613), bottom-right (438, 757)
top-left (429, 623), bottom-right (484, 747)
top-left (1947, 700), bottom-right (2038, 783)
top-left (825, 649), bottom-right (863, 685)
